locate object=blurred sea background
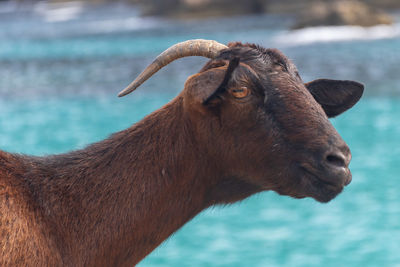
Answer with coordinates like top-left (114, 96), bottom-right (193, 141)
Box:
top-left (0, 0), bottom-right (400, 266)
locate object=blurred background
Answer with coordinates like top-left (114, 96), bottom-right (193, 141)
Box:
top-left (0, 0), bottom-right (399, 266)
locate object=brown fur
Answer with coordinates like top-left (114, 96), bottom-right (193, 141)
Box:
top-left (0, 42), bottom-right (363, 266)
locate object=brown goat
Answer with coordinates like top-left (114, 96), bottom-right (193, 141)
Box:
top-left (0, 40), bottom-right (363, 266)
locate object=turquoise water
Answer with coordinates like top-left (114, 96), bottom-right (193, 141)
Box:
top-left (1, 3), bottom-right (400, 266)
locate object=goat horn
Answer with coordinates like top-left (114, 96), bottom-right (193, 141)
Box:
top-left (118, 39), bottom-right (228, 97)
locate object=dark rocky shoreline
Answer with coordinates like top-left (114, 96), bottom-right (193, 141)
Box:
top-left (137, 0), bottom-right (396, 28)
top-left (38, 0), bottom-right (399, 28)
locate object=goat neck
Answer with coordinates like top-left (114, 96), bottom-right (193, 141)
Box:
top-left (16, 96), bottom-right (219, 266)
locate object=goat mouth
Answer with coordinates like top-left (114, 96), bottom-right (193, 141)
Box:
top-left (300, 166), bottom-right (345, 189)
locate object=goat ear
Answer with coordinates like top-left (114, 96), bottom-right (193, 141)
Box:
top-left (305, 79), bottom-right (364, 118)
top-left (184, 68), bottom-right (227, 106)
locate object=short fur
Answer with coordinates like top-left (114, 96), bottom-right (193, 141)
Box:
top-left (0, 42), bottom-right (363, 266)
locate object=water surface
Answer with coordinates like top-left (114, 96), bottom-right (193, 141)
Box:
top-left (0, 4), bottom-right (399, 266)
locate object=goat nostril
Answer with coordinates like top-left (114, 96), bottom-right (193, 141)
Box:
top-left (326, 154), bottom-right (346, 168)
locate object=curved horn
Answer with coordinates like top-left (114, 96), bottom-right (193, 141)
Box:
top-left (118, 39), bottom-right (228, 97)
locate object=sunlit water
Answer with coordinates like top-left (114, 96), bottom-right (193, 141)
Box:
top-left (0, 3), bottom-right (399, 266)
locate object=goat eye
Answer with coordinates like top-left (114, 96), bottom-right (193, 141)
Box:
top-left (230, 87), bottom-right (250, 99)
